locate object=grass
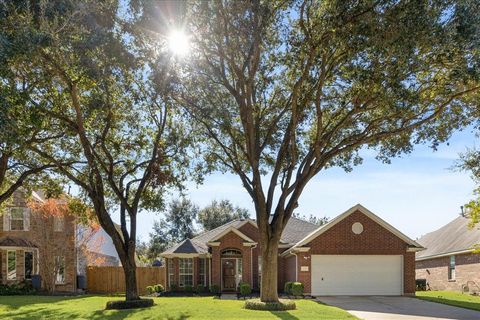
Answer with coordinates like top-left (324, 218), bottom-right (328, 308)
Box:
top-left (416, 290), bottom-right (480, 311)
top-left (0, 295), bottom-right (358, 320)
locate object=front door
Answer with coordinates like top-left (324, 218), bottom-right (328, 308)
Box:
top-left (222, 259), bottom-right (236, 291)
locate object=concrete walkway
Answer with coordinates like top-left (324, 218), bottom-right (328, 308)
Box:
top-left (317, 296), bottom-right (480, 320)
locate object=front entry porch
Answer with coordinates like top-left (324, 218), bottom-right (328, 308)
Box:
top-left (221, 249), bottom-right (243, 292)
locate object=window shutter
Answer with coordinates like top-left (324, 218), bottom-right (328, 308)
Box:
top-left (23, 208), bottom-right (30, 231)
top-left (3, 210), bottom-right (10, 231)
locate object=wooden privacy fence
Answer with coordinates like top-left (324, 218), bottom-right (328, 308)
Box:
top-left (87, 266), bottom-right (166, 295)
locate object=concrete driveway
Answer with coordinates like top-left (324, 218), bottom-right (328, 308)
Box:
top-left (317, 296), bottom-right (480, 320)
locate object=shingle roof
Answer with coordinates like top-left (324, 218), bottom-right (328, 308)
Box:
top-left (162, 217), bottom-right (319, 255)
top-left (162, 239), bottom-right (209, 254)
top-left (416, 215), bottom-right (480, 259)
top-left (280, 217), bottom-right (319, 244)
top-left (0, 237), bottom-right (37, 248)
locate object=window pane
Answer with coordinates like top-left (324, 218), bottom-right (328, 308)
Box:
top-left (55, 256), bottom-right (65, 284)
top-left (9, 208), bottom-right (25, 231)
top-left (7, 251), bottom-right (16, 280)
top-left (25, 251), bottom-right (34, 279)
top-left (54, 216), bottom-right (65, 232)
top-left (10, 208), bottom-right (23, 219)
top-left (179, 258), bottom-right (193, 287)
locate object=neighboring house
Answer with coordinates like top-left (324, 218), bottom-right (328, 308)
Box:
top-left (77, 225), bottom-right (120, 277)
top-left (161, 204), bottom-right (423, 296)
top-left (0, 190), bottom-right (77, 292)
top-left (415, 214), bottom-right (480, 293)
top-left (1, 190), bottom-right (119, 292)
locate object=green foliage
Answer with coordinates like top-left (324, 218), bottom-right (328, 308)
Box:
top-left (239, 283), bottom-right (252, 297)
top-left (244, 299), bottom-right (296, 311)
top-left (147, 197), bottom-right (198, 259)
top-left (105, 299), bottom-right (154, 310)
top-left (153, 284), bottom-right (164, 293)
top-left (284, 282), bottom-right (294, 295)
top-left (146, 286), bottom-right (155, 295)
top-left (198, 199), bottom-right (250, 231)
top-left (0, 282), bottom-right (35, 295)
top-left (209, 284), bottom-right (220, 294)
top-left (196, 285), bottom-right (206, 293)
top-left (290, 282), bottom-right (304, 297)
top-left (293, 213), bottom-right (329, 226)
top-left (169, 284), bottom-right (178, 292)
top-left (184, 285), bottom-right (193, 293)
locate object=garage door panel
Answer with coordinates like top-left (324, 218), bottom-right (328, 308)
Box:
top-left (311, 255), bottom-right (403, 296)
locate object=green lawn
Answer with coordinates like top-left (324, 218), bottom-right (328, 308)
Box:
top-left (0, 295), bottom-right (357, 320)
top-left (416, 291), bottom-right (480, 311)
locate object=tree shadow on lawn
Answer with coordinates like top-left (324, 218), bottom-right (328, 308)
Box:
top-left (4, 306), bottom-right (190, 320)
top-left (0, 296), bottom-right (190, 320)
top-left (268, 311), bottom-right (299, 320)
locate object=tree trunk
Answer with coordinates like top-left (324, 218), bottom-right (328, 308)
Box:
top-left (123, 252), bottom-right (139, 301)
top-left (260, 237), bottom-right (279, 302)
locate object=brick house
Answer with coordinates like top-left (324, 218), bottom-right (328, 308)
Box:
top-left (415, 215), bottom-right (480, 293)
top-left (0, 190), bottom-right (119, 292)
top-left (161, 204), bottom-right (423, 296)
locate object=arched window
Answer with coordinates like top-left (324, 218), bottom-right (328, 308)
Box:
top-left (221, 249), bottom-right (242, 257)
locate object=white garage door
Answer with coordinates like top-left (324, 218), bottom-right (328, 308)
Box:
top-left (311, 255), bottom-right (403, 296)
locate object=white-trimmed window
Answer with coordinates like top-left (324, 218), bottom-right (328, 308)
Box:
top-left (5, 207), bottom-right (30, 231)
top-left (7, 250), bottom-right (16, 280)
top-left (448, 255), bottom-right (456, 280)
top-left (24, 251), bottom-right (35, 279)
top-left (54, 216), bottom-right (65, 232)
top-left (168, 258), bottom-right (175, 287)
top-left (55, 256), bottom-right (66, 284)
top-left (179, 258), bottom-right (193, 287)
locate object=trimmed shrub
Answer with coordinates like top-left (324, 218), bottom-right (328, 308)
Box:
top-left (0, 282), bottom-right (35, 295)
top-left (105, 299), bottom-right (154, 310)
top-left (290, 282), bottom-right (304, 297)
top-left (209, 284), bottom-right (220, 294)
top-left (239, 283), bottom-right (252, 297)
top-left (184, 285), bottom-right (193, 292)
top-left (146, 286), bottom-right (155, 295)
top-left (196, 284), bottom-right (206, 293)
top-left (153, 284), bottom-right (164, 293)
top-left (284, 282), bottom-right (293, 295)
top-left (244, 299), bottom-right (296, 311)
top-left (170, 284), bottom-right (178, 292)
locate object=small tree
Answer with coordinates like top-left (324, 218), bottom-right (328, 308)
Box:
top-left (28, 197), bottom-right (101, 294)
top-left (198, 199), bottom-right (250, 231)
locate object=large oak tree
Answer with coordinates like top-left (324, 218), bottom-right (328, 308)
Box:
top-left (167, 0), bottom-right (480, 302)
top-left (1, 0), bottom-right (194, 301)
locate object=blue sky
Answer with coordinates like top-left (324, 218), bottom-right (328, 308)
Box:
top-left (132, 127), bottom-right (479, 243)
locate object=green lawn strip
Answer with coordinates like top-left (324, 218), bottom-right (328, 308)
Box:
top-left (0, 295), bottom-right (358, 320)
top-left (416, 291), bottom-right (480, 312)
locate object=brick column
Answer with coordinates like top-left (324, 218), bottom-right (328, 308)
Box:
top-left (297, 252), bottom-right (311, 294)
top-left (242, 245), bottom-right (252, 287)
top-left (404, 252), bottom-right (416, 295)
top-left (211, 247), bottom-right (221, 287)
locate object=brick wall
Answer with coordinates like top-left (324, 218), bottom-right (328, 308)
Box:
top-left (304, 210), bottom-right (415, 295)
top-left (0, 191), bottom-right (77, 292)
top-left (211, 230), bottom-right (253, 289)
top-left (416, 253), bottom-right (480, 291)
